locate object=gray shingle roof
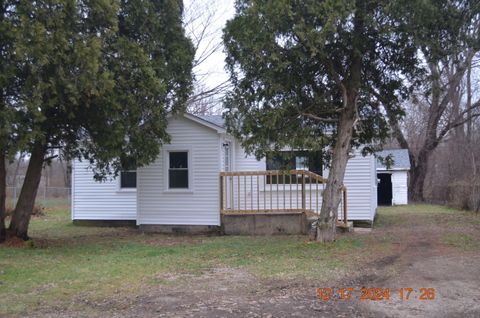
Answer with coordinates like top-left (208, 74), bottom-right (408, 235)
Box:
top-left (191, 115), bottom-right (410, 171)
top-left (376, 149), bottom-right (410, 170)
top-left (196, 114), bottom-right (225, 128)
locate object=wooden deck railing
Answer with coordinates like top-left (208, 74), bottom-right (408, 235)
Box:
top-left (219, 170), bottom-right (348, 225)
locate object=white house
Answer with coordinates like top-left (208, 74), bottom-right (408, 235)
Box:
top-left (71, 113), bottom-right (378, 230)
top-left (376, 149), bottom-right (410, 205)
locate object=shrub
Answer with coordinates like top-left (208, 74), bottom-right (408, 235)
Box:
top-left (447, 179), bottom-right (480, 212)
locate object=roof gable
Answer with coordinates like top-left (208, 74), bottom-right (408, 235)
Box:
top-left (196, 115), bottom-right (225, 128)
top-left (170, 113), bottom-right (226, 133)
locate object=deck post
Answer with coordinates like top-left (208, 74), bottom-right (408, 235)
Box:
top-left (219, 174), bottom-right (224, 213)
top-left (301, 173), bottom-right (306, 211)
top-left (343, 187), bottom-right (348, 226)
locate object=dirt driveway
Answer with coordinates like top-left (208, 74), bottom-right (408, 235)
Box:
top-left (31, 206), bottom-right (480, 318)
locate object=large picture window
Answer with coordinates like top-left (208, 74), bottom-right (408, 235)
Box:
top-left (168, 151), bottom-right (189, 189)
top-left (266, 151), bottom-right (322, 184)
top-left (120, 170), bottom-right (136, 189)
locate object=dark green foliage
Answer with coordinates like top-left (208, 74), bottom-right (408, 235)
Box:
top-left (222, 0), bottom-right (420, 162)
top-left (82, 0), bottom-right (195, 178)
top-left (1, 0), bottom-right (194, 239)
top-left (3, 0), bottom-right (193, 177)
top-left (396, 0), bottom-right (480, 62)
top-left (0, 0), bottom-right (28, 156)
top-left (1, 0), bottom-right (27, 242)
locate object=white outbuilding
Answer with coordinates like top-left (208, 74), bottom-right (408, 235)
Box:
top-left (376, 149), bottom-right (410, 206)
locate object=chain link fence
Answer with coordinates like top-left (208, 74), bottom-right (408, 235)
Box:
top-left (6, 186), bottom-right (71, 208)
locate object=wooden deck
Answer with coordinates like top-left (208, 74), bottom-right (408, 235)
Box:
top-left (219, 170), bottom-right (348, 226)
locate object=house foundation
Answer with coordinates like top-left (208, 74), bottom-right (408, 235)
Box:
top-left (221, 212), bottom-right (309, 235)
top-left (139, 224), bottom-right (221, 235)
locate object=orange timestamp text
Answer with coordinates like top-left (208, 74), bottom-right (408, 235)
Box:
top-left (316, 287), bottom-right (436, 301)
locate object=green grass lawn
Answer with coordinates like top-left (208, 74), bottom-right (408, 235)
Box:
top-left (1, 204), bottom-right (478, 316)
top-left (378, 204), bottom-right (461, 215)
top-left (374, 204), bottom-right (471, 227)
top-left (0, 207), bottom-right (371, 315)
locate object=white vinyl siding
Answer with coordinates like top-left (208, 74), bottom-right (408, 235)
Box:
top-left (371, 157), bottom-right (378, 219)
top-left (312, 152), bottom-right (377, 221)
top-left (71, 160), bottom-right (137, 220)
top-left (137, 116), bottom-right (221, 226)
top-left (342, 153), bottom-right (377, 221)
top-left (234, 141), bottom-right (266, 171)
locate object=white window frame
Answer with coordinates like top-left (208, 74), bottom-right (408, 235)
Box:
top-left (117, 170), bottom-right (137, 192)
top-left (163, 147), bottom-right (193, 193)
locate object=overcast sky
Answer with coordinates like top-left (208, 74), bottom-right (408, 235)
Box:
top-left (184, 0), bottom-right (235, 98)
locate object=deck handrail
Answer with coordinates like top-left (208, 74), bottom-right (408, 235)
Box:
top-left (219, 170), bottom-right (347, 226)
top-left (220, 169), bottom-right (327, 181)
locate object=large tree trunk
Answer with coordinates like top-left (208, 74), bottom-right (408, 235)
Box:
top-left (315, 0), bottom-right (363, 242)
top-left (0, 152), bottom-right (6, 243)
top-left (409, 149), bottom-right (429, 202)
top-left (316, 104), bottom-right (356, 242)
top-left (8, 141), bottom-right (46, 240)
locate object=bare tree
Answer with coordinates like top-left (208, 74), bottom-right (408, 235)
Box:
top-left (183, 0), bottom-right (232, 115)
top-left (387, 50), bottom-right (480, 202)
top-left (383, 4), bottom-right (480, 202)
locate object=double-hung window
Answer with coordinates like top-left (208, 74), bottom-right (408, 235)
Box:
top-left (168, 151), bottom-right (189, 189)
top-left (120, 170), bottom-right (136, 189)
top-left (266, 151), bottom-right (322, 184)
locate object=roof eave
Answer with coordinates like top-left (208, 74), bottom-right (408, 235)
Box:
top-left (169, 113), bottom-right (226, 134)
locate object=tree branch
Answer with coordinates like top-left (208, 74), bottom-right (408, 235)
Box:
top-left (301, 112), bottom-right (339, 123)
top-left (43, 154), bottom-right (58, 162)
top-left (437, 99), bottom-right (480, 142)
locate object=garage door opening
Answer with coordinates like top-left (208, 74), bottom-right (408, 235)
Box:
top-left (377, 173), bottom-right (392, 206)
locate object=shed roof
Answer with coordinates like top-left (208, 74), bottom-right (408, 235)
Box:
top-left (376, 149), bottom-right (410, 170)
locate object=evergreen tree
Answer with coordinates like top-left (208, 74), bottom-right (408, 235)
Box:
top-left (4, 0), bottom-right (194, 240)
top-left (223, 0), bottom-right (420, 241)
top-left (0, 0), bottom-right (28, 242)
